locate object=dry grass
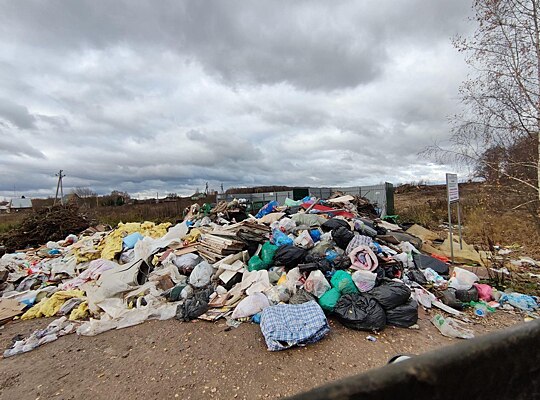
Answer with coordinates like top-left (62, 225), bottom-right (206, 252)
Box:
top-left (0, 213), bottom-right (27, 234)
top-left (396, 182), bottom-right (540, 257)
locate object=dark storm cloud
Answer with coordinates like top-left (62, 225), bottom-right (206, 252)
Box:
top-left (0, 0), bottom-right (473, 199)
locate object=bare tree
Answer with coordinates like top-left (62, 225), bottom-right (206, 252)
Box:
top-left (72, 186), bottom-right (97, 198)
top-left (426, 0), bottom-right (540, 208)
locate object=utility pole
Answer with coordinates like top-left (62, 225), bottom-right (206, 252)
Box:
top-left (54, 170), bottom-right (65, 205)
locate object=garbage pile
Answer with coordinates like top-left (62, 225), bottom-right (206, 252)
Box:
top-left (1, 204), bottom-right (92, 253)
top-left (1, 194), bottom-right (538, 357)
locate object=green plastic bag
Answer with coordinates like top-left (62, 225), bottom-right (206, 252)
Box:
top-left (248, 242), bottom-right (279, 271)
top-left (284, 198), bottom-right (302, 207)
top-left (318, 287), bottom-right (341, 312)
top-left (260, 242), bottom-right (279, 264)
top-left (331, 270), bottom-right (359, 295)
top-left (248, 255), bottom-right (267, 272)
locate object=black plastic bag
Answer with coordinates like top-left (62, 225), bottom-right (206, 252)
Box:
top-left (332, 255), bottom-right (352, 270)
top-left (374, 267), bottom-right (386, 286)
top-left (334, 293), bottom-right (386, 331)
top-left (456, 286), bottom-right (479, 302)
top-left (321, 218), bottom-right (350, 232)
top-left (406, 268), bottom-right (428, 285)
top-left (332, 226), bottom-right (354, 250)
top-left (386, 299), bottom-right (418, 328)
top-left (297, 263), bottom-right (319, 273)
top-left (274, 245), bottom-right (307, 271)
top-left (374, 225), bottom-right (387, 235)
top-left (413, 253), bottom-right (449, 276)
top-left (289, 288), bottom-right (317, 305)
top-left (304, 254), bottom-right (333, 273)
top-left (367, 279), bottom-right (411, 310)
top-left (176, 288), bottom-right (212, 321)
top-left (438, 288), bottom-right (465, 310)
top-left (380, 261), bottom-right (404, 279)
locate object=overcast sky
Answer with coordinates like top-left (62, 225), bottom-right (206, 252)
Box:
top-left (0, 1), bottom-right (474, 199)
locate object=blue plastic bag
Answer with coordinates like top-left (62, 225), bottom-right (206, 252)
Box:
top-left (325, 249), bottom-right (338, 262)
top-left (252, 313), bottom-right (261, 324)
top-left (123, 232), bottom-right (144, 249)
top-left (309, 229), bottom-right (321, 243)
top-left (255, 201), bottom-right (279, 219)
top-left (500, 292), bottom-right (538, 311)
top-left (371, 241), bottom-right (383, 254)
top-left (271, 229), bottom-right (293, 247)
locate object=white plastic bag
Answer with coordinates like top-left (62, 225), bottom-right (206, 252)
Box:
top-left (278, 218), bottom-right (296, 234)
top-left (264, 285), bottom-right (291, 304)
top-left (304, 270), bottom-right (331, 298)
top-left (282, 267), bottom-right (301, 295)
top-left (189, 261), bottom-right (214, 288)
top-left (77, 316), bottom-right (119, 336)
top-left (448, 267), bottom-right (478, 290)
top-left (231, 292), bottom-right (271, 319)
top-left (173, 253), bottom-right (202, 270)
top-left (294, 230), bottom-right (315, 249)
top-left (413, 288), bottom-right (435, 308)
top-left (431, 314), bottom-right (474, 339)
top-left (352, 270), bottom-right (377, 292)
top-left (241, 270), bottom-right (271, 295)
top-left (422, 268), bottom-right (446, 286)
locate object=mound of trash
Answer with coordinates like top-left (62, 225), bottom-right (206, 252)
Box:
top-left (1, 205), bottom-right (92, 253)
top-left (0, 194), bottom-right (538, 357)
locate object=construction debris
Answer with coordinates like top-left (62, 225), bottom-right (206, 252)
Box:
top-left (0, 195), bottom-right (538, 358)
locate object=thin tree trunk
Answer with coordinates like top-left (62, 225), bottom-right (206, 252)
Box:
top-left (533, 0), bottom-right (540, 212)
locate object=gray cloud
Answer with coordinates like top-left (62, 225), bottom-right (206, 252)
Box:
top-left (0, 0), bottom-right (473, 199)
top-left (0, 98), bottom-right (36, 129)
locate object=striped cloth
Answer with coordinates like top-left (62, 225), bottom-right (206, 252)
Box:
top-left (260, 300), bottom-right (330, 351)
top-left (346, 233), bottom-right (373, 255)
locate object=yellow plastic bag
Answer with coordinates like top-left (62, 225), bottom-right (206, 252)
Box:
top-left (69, 301), bottom-right (89, 320)
top-left (21, 290), bottom-right (85, 320)
top-left (182, 228), bottom-right (202, 244)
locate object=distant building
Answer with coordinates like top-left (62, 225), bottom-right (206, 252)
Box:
top-left (8, 197), bottom-right (33, 212)
top-left (62, 193), bottom-right (81, 204)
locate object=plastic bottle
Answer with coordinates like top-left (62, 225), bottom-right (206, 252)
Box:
top-left (469, 300), bottom-right (495, 317)
top-left (474, 303), bottom-right (488, 317)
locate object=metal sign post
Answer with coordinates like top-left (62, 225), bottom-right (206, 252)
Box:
top-left (456, 201), bottom-right (463, 250)
top-left (446, 173), bottom-right (462, 265)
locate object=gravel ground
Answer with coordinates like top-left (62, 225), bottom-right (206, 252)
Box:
top-left (0, 307), bottom-right (525, 400)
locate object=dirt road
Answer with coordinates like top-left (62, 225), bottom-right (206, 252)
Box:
top-left (0, 307), bottom-right (524, 400)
